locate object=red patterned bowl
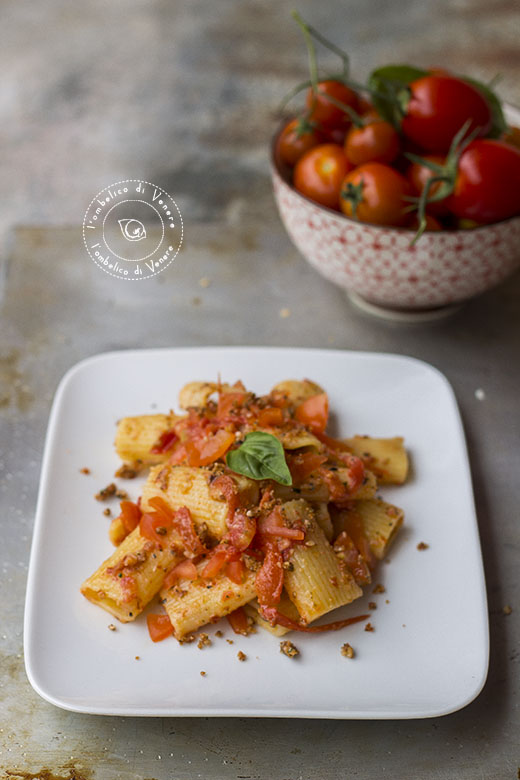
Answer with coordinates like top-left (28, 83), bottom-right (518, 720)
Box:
top-left (271, 107), bottom-right (520, 314)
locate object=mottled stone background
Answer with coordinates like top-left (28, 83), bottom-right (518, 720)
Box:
top-left (1, 1), bottom-right (519, 779)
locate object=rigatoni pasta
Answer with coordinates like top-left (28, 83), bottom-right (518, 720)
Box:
top-left (82, 377), bottom-right (407, 646)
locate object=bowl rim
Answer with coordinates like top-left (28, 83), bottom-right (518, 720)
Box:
top-left (270, 104), bottom-right (520, 235)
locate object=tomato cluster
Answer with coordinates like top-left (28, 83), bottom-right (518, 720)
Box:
top-left (276, 54), bottom-right (520, 232)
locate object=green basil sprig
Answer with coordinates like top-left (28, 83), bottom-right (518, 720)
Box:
top-left (226, 432), bottom-right (292, 486)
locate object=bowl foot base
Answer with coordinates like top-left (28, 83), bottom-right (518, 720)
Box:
top-left (346, 291), bottom-right (463, 323)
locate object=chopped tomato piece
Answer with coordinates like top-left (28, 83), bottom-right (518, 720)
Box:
top-left (139, 511), bottom-right (171, 544)
top-left (168, 443), bottom-right (187, 465)
top-left (163, 559), bottom-right (199, 589)
top-left (338, 510), bottom-right (376, 570)
top-left (186, 429), bottom-right (235, 467)
top-left (333, 531), bottom-right (371, 585)
top-left (315, 431), bottom-right (349, 450)
top-left (336, 452), bottom-right (365, 495)
top-left (226, 558), bottom-right (245, 585)
top-left (210, 474), bottom-right (239, 521)
top-left (260, 607), bottom-right (369, 633)
top-left (228, 509), bottom-right (257, 550)
top-left (288, 452), bottom-right (327, 484)
top-left (150, 429), bottom-right (178, 454)
top-left (201, 548), bottom-right (230, 579)
top-left (118, 500), bottom-right (142, 533)
top-left (147, 497), bottom-right (206, 555)
top-left (227, 606), bottom-right (250, 635)
top-left (294, 393), bottom-right (329, 433)
top-left (257, 407), bottom-right (284, 427)
top-left (147, 613), bottom-right (174, 642)
top-left (147, 495), bottom-right (175, 524)
top-left (173, 505), bottom-right (207, 555)
top-left (319, 467), bottom-right (350, 503)
top-left (255, 541), bottom-right (284, 607)
top-left (217, 391), bottom-right (247, 418)
top-left (259, 506), bottom-right (305, 541)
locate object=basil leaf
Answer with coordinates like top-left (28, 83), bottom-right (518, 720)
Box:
top-left (459, 76), bottom-right (508, 138)
top-left (370, 64), bottom-right (429, 86)
top-left (226, 432), bottom-right (292, 486)
top-left (368, 65), bottom-right (429, 128)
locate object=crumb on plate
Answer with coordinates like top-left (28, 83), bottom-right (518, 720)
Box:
top-left (280, 640), bottom-right (299, 658)
top-left (197, 632), bottom-right (212, 649)
top-left (341, 643), bottom-right (354, 658)
top-left (237, 651), bottom-right (247, 662)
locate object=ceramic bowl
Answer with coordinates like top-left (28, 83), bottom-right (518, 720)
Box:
top-left (271, 106), bottom-right (520, 316)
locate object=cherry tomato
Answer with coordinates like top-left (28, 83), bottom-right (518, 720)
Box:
top-left (407, 155), bottom-right (450, 216)
top-left (401, 76), bottom-right (492, 153)
top-left (447, 139), bottom-right (520, 222)
top-left (293, 144), bottom-right (351, 210)
top-left (345, 117), bottom-right (400, 166)
top-left (340, 163), bottom-right (411, 226)
top-left (277, 118), bottom-right (323, 167)
top-left (407, 213), bottom-right (443, 231)
top-left (305, 80), bottom-right (358, 128)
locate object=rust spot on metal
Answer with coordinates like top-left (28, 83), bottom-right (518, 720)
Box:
top-left (5, 768), bottom-right (90, 780)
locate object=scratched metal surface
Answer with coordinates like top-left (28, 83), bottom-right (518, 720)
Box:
top-left (1, 0), bottom-right (519, 778)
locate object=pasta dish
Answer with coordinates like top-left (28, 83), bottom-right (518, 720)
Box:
top-left (81, 378), bottom-right (407, 643)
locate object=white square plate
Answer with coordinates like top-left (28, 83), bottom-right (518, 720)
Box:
top-left (24, 347), bottom-right (488, 718)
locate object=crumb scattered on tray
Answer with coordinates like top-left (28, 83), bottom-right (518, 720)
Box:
top-left (200, 670), bottom-right (206, 677)
top-left (385, 599), bottom-right (390, 604)
top-left (103, 507), bottom-right (112, 517)
top-left (364, 622), bottom-right (374, 632)
top-left (135, 656), bottom-right (140, 660)
top-left (199, 277), bottom-right (211, 288)
top-left (280, 640), bottom-right (299, 658)
top-left (279, 307), bottom-right (291, 318)
top-left (79, 467), bottom-right (91, 475)
top-left (237, 651), bottom-right (247, 662)
top-left (215, 630), bottom-right (223, 638)
top-left (108, 624), bottom-right (116, 631)
top-left (341, 643), bottom-right (354, 658)
top-left (226, 639), bottom-right (234, 645)
top-left (503, 605), bottom-right (513, 616)
top-left (368, 602), bottom-right (377, 610)
top-left (417, 541), bottom-right (429, 550)
top-left (373, 583), bottom-right (385, 594)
